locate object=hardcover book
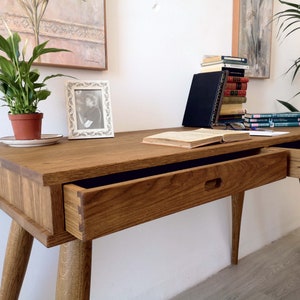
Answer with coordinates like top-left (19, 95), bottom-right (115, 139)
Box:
top-left (220, 103), bottom-right (246, 115)
top-left (201, 66), bottom-right (245, 77)
top-left (142, 128), bottom-right (250, 149)
top-left (225, 82), bottom-right (247, 90)
top-left (203, 55), bottom-right (248, 64)
top-left (182, 71), bottom-right (228, 128)
top-left (244, 112), bottom-right (300, 118)
top-left (227, 76), bottom-right (249, 83)
top-left (201, 62), bottom-right (249, 69)
top-left (222, 96), bottom-right (247, 104)
top-left (224, 90), bottom-right (247, 96)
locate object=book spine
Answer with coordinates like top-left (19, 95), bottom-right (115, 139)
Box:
top-left (244, 117), bottom-right (300, 124)
top-left (245, 121), bottom-right (300, 127)
top-left (221, 56), bottom-right (247, 63)
top-left (225, 82), bottom-right (247, 90)
top-left (203, 55), bottom-right (248, 63)
top-left (273, 122), bottom-right (300, 127)
top-left (222, 63), bottom-right (249, 69)
top-left (220, 109), bottom-right (246, 115)
top-left (219, 114), bottom-right (245, 119)
top-left (245, 113), bottom-right (300, 118)
top-left (224, 90), bottom-right (247, 96)
top-left (212, 71), bottom-right (228, 125)
top-left (227, 76), bottom-right (249, 83)
top-left (222, 96), bottom-right (247, 104)
top-left (273, 114), bottom-right (300, 118)
top-left (222, 68), bottom-right (245, 76)
top-left (243, 117), bottom-right (270, 123)
top-left (201, 62), bottom-right (249, 69)
top-left (244, 113), bottom-right (273, 118)
top-left (272, 117), bottom-right (300, 122)
top-left (201, 66), bottom-right (245, 75)
top-left (217, 118), bottom-right (244, 124)
top-left (244, 122), bottom-right (271, 128)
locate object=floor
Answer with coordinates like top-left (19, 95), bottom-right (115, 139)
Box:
top-left (171, 228), bottom-right (300, 300)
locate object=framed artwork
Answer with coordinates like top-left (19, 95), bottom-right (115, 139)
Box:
top-left (232, 0), bottom-right (273, 78)
top-left (0, 0), bottom-right (107, 70)
top-left (65, 80), bottom-right (114, 139)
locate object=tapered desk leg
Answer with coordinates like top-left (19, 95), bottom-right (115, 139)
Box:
top-left (0, 220), bottom-right (33, 300)
top-left (56, 239), bottom-right (92, 300)
top-left (231, 191), bottom-right (245, 265)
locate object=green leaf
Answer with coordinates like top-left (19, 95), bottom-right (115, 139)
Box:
top-left (0, 56), bottom-right (15, 78)
top-left (43, 73), bottom-right (75, 83)
top-left (277, 99), bottom-right (299, 111)
top-left (0, 27), bottom-right (74, 113)
top-left (279, 0), bottom-right (300, 9)
top-left (36, 89), bottom-right (51, 101)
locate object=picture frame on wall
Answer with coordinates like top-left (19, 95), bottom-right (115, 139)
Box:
top-left (0, 0), bottom-right (107, 70)
top-left (232, 0), bottom-right (273, 78)
top-left (65, 80), bottom-right (114, 139)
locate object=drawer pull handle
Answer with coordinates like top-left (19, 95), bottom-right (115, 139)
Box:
top-left (205, 178), bottom-right (222, 190)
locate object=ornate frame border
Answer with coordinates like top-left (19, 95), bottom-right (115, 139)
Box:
top-left (65, 80), bottom-right (114, 139)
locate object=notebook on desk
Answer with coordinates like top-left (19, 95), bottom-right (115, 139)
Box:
top-left (182, 71), bottom-right (228, 128)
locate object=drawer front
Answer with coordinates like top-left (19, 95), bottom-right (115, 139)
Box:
top-left (64, 149), bottom-right (287, 241)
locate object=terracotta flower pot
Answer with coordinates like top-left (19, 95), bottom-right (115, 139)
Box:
top-left (8, 113), bottom-right (43, 140)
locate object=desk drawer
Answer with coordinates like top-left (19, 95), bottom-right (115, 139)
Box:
top-left (63, 148), bottom-right (287, 241)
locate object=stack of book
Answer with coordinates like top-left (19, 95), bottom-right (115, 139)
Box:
top-left (200, 55), bottom-right (249, 124)
top-left (200, 55), bottom-right (249, 76)
top-left (244, 112), bottom-right (300, 128)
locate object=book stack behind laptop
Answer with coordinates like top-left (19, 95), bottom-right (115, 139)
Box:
top-left (200, 55), bottom-right (249, 125)
top-left (244, 112), bottom-right (300, 128)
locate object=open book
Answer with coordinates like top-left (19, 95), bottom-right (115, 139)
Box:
top-left (142, 128), bottom-right (250, 149)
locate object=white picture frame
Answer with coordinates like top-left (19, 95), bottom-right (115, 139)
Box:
top-left (65, 80), bottom-right (114, 139)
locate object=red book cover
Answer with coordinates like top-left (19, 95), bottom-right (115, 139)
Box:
top-left (226, 76), bottom-right (249, 83)
top-left (224, 90), bottom-right (247, 96)
top-left (225, 82), bottom-right (247, 90)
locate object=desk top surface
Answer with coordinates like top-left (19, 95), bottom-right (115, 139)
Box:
top-left (0, 127), bottom-right (299, 185)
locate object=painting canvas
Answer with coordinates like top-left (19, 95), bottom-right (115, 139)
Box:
top-left (0, 0), bottom-right (107, 70)
top-left (232, 0), bottom-right (273, 78)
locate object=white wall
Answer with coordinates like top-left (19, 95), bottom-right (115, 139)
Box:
top-left (1, 1), bottom-right (300, 299)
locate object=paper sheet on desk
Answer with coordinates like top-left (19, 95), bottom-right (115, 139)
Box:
top-left (249, 130), bottom-right (289, 137)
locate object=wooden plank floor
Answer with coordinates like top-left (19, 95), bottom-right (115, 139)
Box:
top-left (172, 228), bottom-right (300, 300)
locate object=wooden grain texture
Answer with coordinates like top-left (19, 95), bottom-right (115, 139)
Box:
top-left (172, 228), bottom-right (300, 300)
top-left (64, 149), bottom-right (287, 241)
top-left (287, 148), bottom-right (300, 178)
top-left (0, 167), bottom-right (72, 246)
top-left (232, 0), bottom-right (240, 56)
top-left (0, 196), bottom-right (74, 247)
top-left (0, 221), bottom-right (33, 300)
top-left (0, 127), bottom-right (299, 186)
top-left (0, 168), bottom-right (54, 232)
top-left (56, 240), bottom-right (92, 300)
top-left (231, 191), bottom-right (244, 265)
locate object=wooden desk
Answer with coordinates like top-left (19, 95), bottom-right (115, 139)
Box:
top-left (0, 127), bottom-right (299, 299)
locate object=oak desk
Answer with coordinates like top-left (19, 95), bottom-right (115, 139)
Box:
top-left (0, 127), bottom-right (299, 299)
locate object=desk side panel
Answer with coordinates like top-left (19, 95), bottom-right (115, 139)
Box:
top-left (286, 148), bottom-right (300, 178)
top-left (0, 167), bottom-right (72, 246)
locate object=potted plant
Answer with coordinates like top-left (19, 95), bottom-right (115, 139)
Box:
top-left (274, 0), bottom-right (300, 112)
top-left (0, 27), bottom-right (70, 139)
